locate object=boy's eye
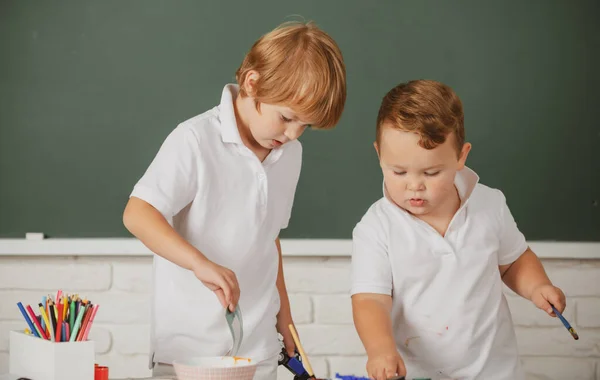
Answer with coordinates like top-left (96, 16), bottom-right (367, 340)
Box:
top-left (280, 115), bottom-right (292, 123)
top-left (393, 171), bottom-right (406, 176)
top-left (424, 171), bottom-right (440, 176)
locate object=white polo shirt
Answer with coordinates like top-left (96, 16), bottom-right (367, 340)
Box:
top-left (351, 167), bottom-right (527, 380)
top-left (130, 84), bottom-right (302, 365)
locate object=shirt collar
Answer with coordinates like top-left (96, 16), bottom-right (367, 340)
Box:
top-left (454, 166), bottom-right (479, 204)
top-left (218, 84), bottom-right (244, 145)
top-left (217, 83), bottom-right (287, 163)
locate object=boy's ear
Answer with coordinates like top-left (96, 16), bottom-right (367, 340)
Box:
top-left (457, 142), bottom-right (472, 170)
top-left (373, 141), bottom-right (380, 158)
top-left (243, 70), bottom-right (260, 97)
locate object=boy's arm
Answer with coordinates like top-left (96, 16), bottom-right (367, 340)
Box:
top-left (123, 196), bottom-right (240, 311)
top-left (500, 247), bottom-right (566, 315)
top-left (275, 237), bottom-right (296, 357)
top-left (352, 293), bottom-right (396, 355)
top-left (352, 293), bottom-right (405, 379)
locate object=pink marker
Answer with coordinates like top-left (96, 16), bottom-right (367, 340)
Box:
top-left (81, 304), bottom-right (100, 341)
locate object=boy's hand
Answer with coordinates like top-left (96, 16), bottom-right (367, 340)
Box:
top-left (192, 258), bottom-right (240, 312)
top-left (530, 284), bottom-right (566, 317)
top-left (277, 311), bottom-right (296, 357)
top-left (366, 351), bottom-right (406, 380)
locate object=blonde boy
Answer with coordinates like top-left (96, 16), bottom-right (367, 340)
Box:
top-left (123, 22), bottom-right (345, 379)
top-left (351, 80), bottom-right (566, 380)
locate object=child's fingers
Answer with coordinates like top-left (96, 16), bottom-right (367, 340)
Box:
top-left (368, 366), bottom-right (381, 380)
top-left (539, 298), bottom-right (553, 315)
top-left (282, 331), bottom-right (295, 357)
top-left (396, 358), bottom-right (407, 377)
top-left (230, 273), bottom-right (240, 308)
top-left (532, 292), bottom-right (554, 315)
top-left (366, 362), bottom-right (376, 379)
top-left (213, 288), bottom-right (228, 309)
top-left (383, 360), bottom-right (400, 380)
top-left (545, 288), bottom-right (566, 313)
top-left (384, 369), bottom-right (397, 380)
top-left (215, 267), bottom-right (238, 310)
top-left (224, 273), bottom-right (240, 310)
top-left (375, 367), bottom-right (387, 380)
top-left (217, 276), bottom-right (233, 310)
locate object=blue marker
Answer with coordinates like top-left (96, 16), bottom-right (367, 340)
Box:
top-left (551, 304), bottom-right (579, 340)
top-left (16, 302), bottom-right (39, 338)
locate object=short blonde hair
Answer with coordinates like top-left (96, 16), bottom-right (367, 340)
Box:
top-left (236, 21), bottom-right (346, 129)
top-left (376, 80), bottom-right (465, 155)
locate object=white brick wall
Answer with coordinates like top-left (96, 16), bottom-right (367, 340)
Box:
top-left (0, 255), bottom-right (599, 379)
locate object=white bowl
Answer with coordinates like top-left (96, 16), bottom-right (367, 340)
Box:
top-left (173, 356), bottom-right (257, 380)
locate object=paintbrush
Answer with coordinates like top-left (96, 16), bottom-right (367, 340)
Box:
top-left (288, 324), bottom-right (315, 377)
top-left (550, 304), bottom-right (578, 340)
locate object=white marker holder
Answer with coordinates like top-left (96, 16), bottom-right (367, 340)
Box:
top-left (9, 330), bottom-right (95, 380)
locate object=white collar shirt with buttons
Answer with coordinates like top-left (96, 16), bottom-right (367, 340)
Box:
top-left (130, 84), bottom-right (302, 365)
top-left (351, 167), bottom-right (527, 380)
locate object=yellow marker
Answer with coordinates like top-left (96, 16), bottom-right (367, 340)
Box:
top-left (62, 295), bottom-right (68, 320)
top-left (38, 303), bottom-right (54, 342)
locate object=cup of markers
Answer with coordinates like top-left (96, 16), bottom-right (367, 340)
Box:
top-left (16, 290), bottom-right (100, 342)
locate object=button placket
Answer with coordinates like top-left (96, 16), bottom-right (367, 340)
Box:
top-left (257, 170), bottom-right (268, 209)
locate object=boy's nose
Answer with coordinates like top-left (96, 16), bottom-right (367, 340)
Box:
top-left (407, 180), bottom-right (425, 192)
top-left (284, 124), bottom-right (305, 141)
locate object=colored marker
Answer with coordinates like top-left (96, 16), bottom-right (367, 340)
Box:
top-left (70, 297), bottom-right (76, 331)
top-left (61, 322), bottom-right (67, 342)
top-left (70, 304), bottom-right (87, 342)
top-left (38, 303), bottom-right (54, 342)
top-left (81, 304), bottom-right (99, 341)
top-left (551, 304), bottom-right (579, 340)
top-left (76, 305), bottom-right (93, 341)
top-left (62, 295), bottom-right (68, 320)
top-left (56, 302), bottom-right (63, 342)
top-left (16, 302), bottom-right (39, 338)
top-left (49, 303), bottom-right (58, 339)
top-left (25, 305), bottom-right (47, 339)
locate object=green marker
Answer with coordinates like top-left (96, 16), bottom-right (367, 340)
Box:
top-left (69, 299), bottom-right (76, 331)
top-left (69, 304), bottom-right (87, 342)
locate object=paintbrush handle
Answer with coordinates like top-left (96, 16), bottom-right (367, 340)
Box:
top-left (551, 305), bottom-right (571, 328)
top-left (288, 324), bottom-right (314, 377)
top-left (551, 304), bottom-right (579, 340)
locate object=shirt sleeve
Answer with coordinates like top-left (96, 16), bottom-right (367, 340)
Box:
top-left (280, 142), bottom-right (302, 230)
top-left (350, 213), bottom-right (393, 296)
top-left (496, 190), bottom-right (528, 265)
top-left (130, 125), bottom-right (200, 219)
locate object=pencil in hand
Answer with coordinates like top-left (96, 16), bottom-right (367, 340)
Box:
top-left (550, 304), bottom-right (578, 340)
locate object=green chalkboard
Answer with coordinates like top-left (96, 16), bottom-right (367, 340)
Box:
top-left (1, 1), bottom-right (598, 240)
